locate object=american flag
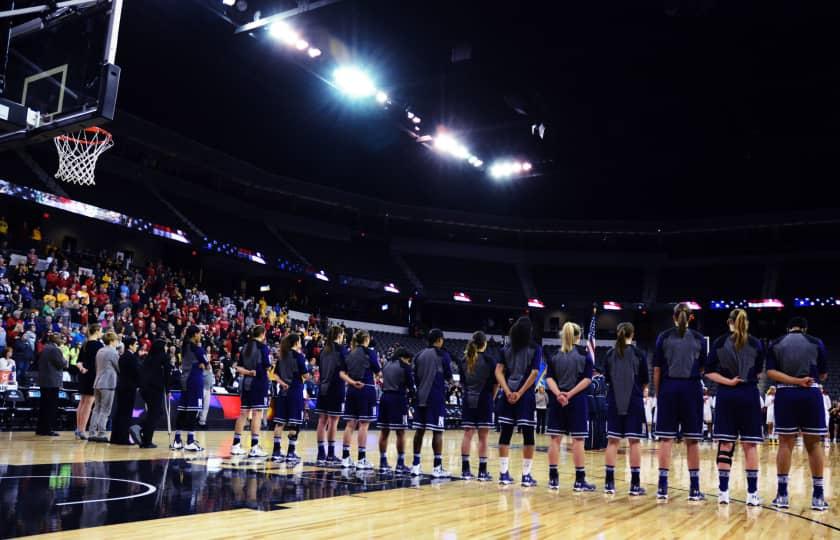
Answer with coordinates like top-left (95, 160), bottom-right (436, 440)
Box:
top-left (586, 307), bottom-right (598, 359)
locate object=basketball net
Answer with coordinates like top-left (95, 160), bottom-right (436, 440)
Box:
top-left (53, 127), bottom-right (114, 186)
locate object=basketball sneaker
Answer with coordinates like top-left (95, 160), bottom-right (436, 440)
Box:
top-left (771, 494), bottom-right (789, 509)
top-left (548, 478), bottom-right (560, 491)
top-left (461, 469), bottom-right (475, 480)
top-left (341, 456), bottom-right (355, 469)
top-left (230, 443), bottom-right (246, 456)
top-left (521, 474), bottom-right (538, 487)
top-left (477, 471), bottom-right (493, 482)
top-left (746, 492), bottom-right (761, 507)
top-left (498, 471), bottom-right (514, 485)
top-left (432, 465), bottom-right (451, 478)
top-left (395, 464), bottom-right (412, 476)
top-left (379, 464), bottom-right (393, 474)
top-left (573, 481), bottom-right (596, 492)
top-left (410, 464), bottom-right (423, 477)
top-left (604, 481), bottom-right (616, 495)
top-left (183, 441), bottom-right (204, 452)
top-left (286, 453), bottom-right (301, 465)
top-left (718, 490), bottom-right (730, 505)
top-left (656, 487), bottom-right (669, 500)
top-left (170, 440), bottom-right (184, 450)
top-left (325, 456), bottom-right (342, 467)
top-left (248, 446), bottom-right (268, 459)
top-left (811, 496), bottom-right (829, 511)
top-left (688, 489), bottom-right (706, 501)
top-left (356, 458), bottom-right (374, 470)
top-left (271, 453), bottom-right (285, 463)
top-left (628, 485), bottom-right (646, 496)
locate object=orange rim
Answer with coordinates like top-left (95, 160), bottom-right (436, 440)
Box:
top-left (55, 126), bottom-right (113, 145)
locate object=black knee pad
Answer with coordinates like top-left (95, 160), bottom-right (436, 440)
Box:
top-left (499, 424), bottom-right (514, 445)
top-left (717, 442), bottom-right (734, 466)
top-left (522, 426), bottom-right (535, 446)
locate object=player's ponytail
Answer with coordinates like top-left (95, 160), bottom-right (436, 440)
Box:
top-left (674, 303), bottom-right (691, 337)
top-left (351, 330), bottom-right (370, 351)
top-left (279, 332), bottom-right (300, 359)
top-left (561, 322), bottom-right (581, 353)
top-left (465, 331), bottom-right (487, 374)
top-left (615, 322), bottom-right (634, 357)
top-left (729, 308), bottom-right (749, 351)
top-left (323, 325), bottom-right (344, 354)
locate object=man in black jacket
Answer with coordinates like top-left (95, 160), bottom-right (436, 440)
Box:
top-left (111, 338), bottom-right (140, 444)
top-left (36, 334), bottom-right (68, 436)
top-left (131, 339), bottom-right (168, 448)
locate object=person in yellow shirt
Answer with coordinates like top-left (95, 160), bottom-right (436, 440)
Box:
top-left (43, 292), bottom-right (57, 305)
top-left (31, 226), bottom-right (42, 242)
top-left (77, 286), bottom-right (90, 306)
top-left (56, 288), bottom-right (69, 305)
top-left (0, 216), bottom-right (8, 236)
top-left (259, 297), bottom-right (267, 317)
top-left (268, 308), bottom-right (277, 326)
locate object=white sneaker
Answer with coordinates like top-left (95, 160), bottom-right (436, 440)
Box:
top-left (341, 456), bottom-right (355, 469)
top-left (230, 443), bottom-right (246, 455)
top-left (170, 440), bottom-right (184, 450)
top-left (432, 465), bottom-right (451, 478)
top-left (746, 492), bottom-right (761, 507)
top-left (356, 458), bottom-right (374, 470)
top-left (718, 490), bottom-right (730, 505)
top-left (248, 446), bottom-right (268, 458)
top-left (410, 464), bottom-right (423, 477)
top-left (183, 441), bottom-right (204, 452)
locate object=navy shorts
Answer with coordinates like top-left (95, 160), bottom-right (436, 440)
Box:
top-left (240, 389), bottom-right (269, 410)
top-left (547, 393), bottom-right (589, 438)
top-left (314, 390), bottom-right (345, 417)
top-left (607, 397), bottom-right (646, 439)
top-left (177, 381), bottom-right (204, 412)
top-left (713, 385), bottom-right (764, 443)
top-left (413, 394), bottom-right (446, 432)
top-left (273, 388), bottom-right (305, 426)
top-left (654, 379), bottom-right (703, 440)
top-left (774, 386), bottom-right (827, 436)
top-left (496, 390), bottom-right (537, 427)
top-left (378, 392), bottom-right (409, 429)
top-left (462, 396), bottom-right (495, 429)
top-left (343, 385), bottom-right (377, 422)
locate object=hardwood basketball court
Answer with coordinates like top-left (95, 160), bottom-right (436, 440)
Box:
top-left (0, 430), bottom-right (836, 538)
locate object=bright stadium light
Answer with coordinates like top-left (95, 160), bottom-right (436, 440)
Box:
top-left (307, 47), bottom-right (322, 58)
top-left (314, 270), bottom-right (329, 282)
top-left (384, 283), bottom-right (400, 294)
top-left (268, 21), bottom-right (299, 45)
top-left (488, 160), bottom-right (533, 179)
top-left (222, 0), bottom-right (236, 6)
top-left (333, 66), bottom-right (377, 98)
top-left (527, 298), bottom-right (545, 309)
top-left (295, 39), bottom-right (309, 51)
top-left (376, 91), bottom-right (389, 104)
top-left (603, 301), bottom-right (622, 311)
top-left (453, 291), bottom-right (472, 303)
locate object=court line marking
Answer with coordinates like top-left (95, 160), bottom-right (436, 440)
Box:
top-left (0, 475), bottom-right (157, 506)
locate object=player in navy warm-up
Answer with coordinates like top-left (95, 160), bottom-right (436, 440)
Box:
top-left (459, 331), bottom-right (498, 481)
top-left (271, 333), bottom-right (310, 464)
top-left (545, 322), bottom-right (595, 491)
top-left (172, 325), bottom-right (206, 452)
top-left (340, 330), bottom-right (381, 470)
top-left (705, 309), bottom-right (765, 506)
top-left (315, 326), bottom-right (348, 466)
top-left (602, 322), bottom-right (648, 496)
top-left (654, 303), bottom-right (707, 501)
top-left (767, 317), bottom-right (829, 511)
top-left (377, 347), bottom-right (415, 474)
top-left (495, 316), bottom-right (541, 487)
top-left (412, 329), bottom-right (454, 478)
top-left (230, 325), bottom-right (271, 458)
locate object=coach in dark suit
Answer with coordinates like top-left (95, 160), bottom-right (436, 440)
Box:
top-left (36, 334), bottom-right (68, 436)
top-left (131, 339), bottom-right (168, 448)
top-left (111, 338), bottom-right (140, 445)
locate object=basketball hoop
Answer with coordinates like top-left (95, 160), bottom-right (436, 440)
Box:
top-left (53, 127), bottom-right (114, 186)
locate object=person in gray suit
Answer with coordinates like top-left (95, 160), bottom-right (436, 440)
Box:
top-left (36, 334), bottom-right (68, 436)
top-left (89, 332), bottom-right (120, 442)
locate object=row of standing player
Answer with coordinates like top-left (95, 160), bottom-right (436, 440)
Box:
top-left (172, 305), bottom-right (829, 511)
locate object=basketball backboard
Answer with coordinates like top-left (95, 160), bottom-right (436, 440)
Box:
top-left (0, 0), bottom-right (122, 147)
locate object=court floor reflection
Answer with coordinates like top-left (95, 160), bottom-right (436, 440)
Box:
top-left (0, 458), bottom-right (455, 538)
